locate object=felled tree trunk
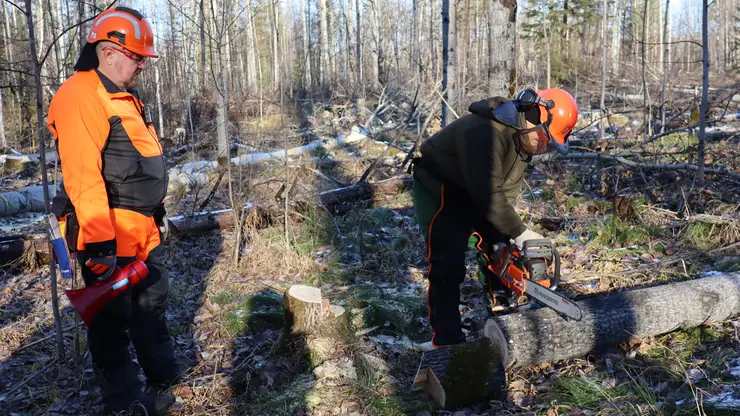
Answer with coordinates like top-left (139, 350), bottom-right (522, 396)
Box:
top-left (282, 285), bottom-right (353, 366)
top-left (484, 271), bottom-right (740, 369)
top-left (0, 185), bottom-right (54, 216)
top-left (412, 337), bottom-right (506, 409)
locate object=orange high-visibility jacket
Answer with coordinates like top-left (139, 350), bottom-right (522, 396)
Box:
top-left (47, 69), bottom-right (166, 259)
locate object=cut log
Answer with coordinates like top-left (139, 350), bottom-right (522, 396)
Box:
top-left (168, 126), bottom-right (372, 191)
top-left (411, 337), bottom-right (506, 409)
top-left (484, 271), bottom-right (740, 370)
top-left (0, 185), bottom-right (54, 217)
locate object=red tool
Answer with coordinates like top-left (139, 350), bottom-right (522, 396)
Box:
top-left (65, 261), bottom-right (149, 326)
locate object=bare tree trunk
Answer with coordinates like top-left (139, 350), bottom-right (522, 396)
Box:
top-left (246, 2), bottom-right (258, 92)
top-left (411, 0), bottom-right (418, 80)
top-left (199, 0), bottom-right (207, 91)
top-left (0, 82), bottom-right (6, 148)
top-left (271, 0), bottom-right (281, 91)
top-left (611, 0), bottom-right (622, 74)
top-left (343, 0), bottom-right (353, 82)
top-left (301, 0), bottom-right (312, 90)
top-left (25, 0), bottom-right (64, 358)
top-left (430, 0), bottom-right (437, 84)
top-left (327, 0), bottom-right (336, 79)
top-left (641, 0), bottom-right (651, 138)
top-left (441, 0), bottom-right (456, 126)
top-left (319, 0), bottom-right (330, 86)
top-left (661, 0), bottom-right (671, 133)
top-left (369, 0), bottom-right (381, 86)
top-left (473, 0), bottom-right (479, 79)
top-left (697, 0), bottom-right (709, 188)
top-left (216, 18), bottom-right (230, 167)
top-left (600, 0), bottom-right (607, 140)
top-left (563, 0), bottom-right (569, 58)
top-left (487, 0), bottom-right (516, 97)
top-left (355, 0), bottom-right (361, 87)
top-left (544, 24), bottom-right (551, 89)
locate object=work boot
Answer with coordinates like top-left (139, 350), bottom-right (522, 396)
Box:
top-left (427, 281), bottom-right (466, 347)
top-left (104, 389), bottom-right (174, 416)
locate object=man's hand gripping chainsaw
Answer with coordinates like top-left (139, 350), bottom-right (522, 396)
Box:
top-left (473, 234), bottom-right (582, 321)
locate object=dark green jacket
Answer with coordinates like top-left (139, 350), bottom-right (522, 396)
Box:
top-left (414, 97), bottom-right (529, 239)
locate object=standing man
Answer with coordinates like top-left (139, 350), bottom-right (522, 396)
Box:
top-left (48, 7), bottom-right (179, 415)
top-left (412, 88), bottom-right (578, 347)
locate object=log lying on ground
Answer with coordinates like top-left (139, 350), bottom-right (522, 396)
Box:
top-left (0, 177), bottom-right (413, 264)
top-left (411, 337), bottom-right (506, 409)
top-left (0, 185), bottom-right (55, 217)
top-left (168, 126), bottom-right (372, 191)
top-left (484, 271), bottom-right (740, 370)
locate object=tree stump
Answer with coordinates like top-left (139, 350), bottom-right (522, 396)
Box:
top-left (282, 285), bottom-right (353, 366)
top-left (412, 337), bottom-right (506, 409)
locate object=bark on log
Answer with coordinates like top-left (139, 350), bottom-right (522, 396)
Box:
top-left (0, 185), bottom-right (54, 216)
top-left (282, 285), bottom-right (353, 366)
top-left (411, 337), bottom-right (506, 409)
top-left (168, 126), bottom-right (372, 191)
top-left (484, 272), bottom-right (740, 370)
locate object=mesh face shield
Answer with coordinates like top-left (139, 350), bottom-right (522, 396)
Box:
top-left (491, 100), bottom-right (554, 156)
top-left (516, 123), bottom-right (552, 155)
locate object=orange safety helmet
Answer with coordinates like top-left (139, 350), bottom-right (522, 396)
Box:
top-left (74, 7), bottom-right (158, 71)
top-left (536, 88), bottom-right (579, 155)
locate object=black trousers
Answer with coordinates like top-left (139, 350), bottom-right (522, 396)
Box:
top-left (78, 245), bottom-right (179, 411)
top-left (413, 179), bottom-right (509, 347)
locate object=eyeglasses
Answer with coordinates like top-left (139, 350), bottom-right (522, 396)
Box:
top-left (103, 46), bottom-right (147, 65)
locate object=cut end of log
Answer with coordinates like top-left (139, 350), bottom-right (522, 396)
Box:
top-left (411, 337), bottom-right (506, 409)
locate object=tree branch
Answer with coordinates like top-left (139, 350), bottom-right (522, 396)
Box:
top-left (533, 152), bottom-right (740, 182)
top-left (39, 0), bottom-right (119, 66)
top-left (2, 0), bottom-right (25, 14)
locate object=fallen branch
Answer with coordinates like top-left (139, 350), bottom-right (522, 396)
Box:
top-left (0, 185), bottom-right (54, 217)
top-left (533, 151), bottom-right (740, 182)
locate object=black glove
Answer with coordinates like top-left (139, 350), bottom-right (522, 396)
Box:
top-left (153, 203), bottom-right (169, 242)
top-left (85, 255), bottom-right (117, 281)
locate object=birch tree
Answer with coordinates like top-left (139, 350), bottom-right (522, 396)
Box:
top-left (441, 0), bottom-right (456, 126)
top-left (488, 0), bottom-right (516, 97)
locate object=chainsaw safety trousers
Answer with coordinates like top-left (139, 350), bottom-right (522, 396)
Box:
top-left (48, 69), bottom-right (166, 260)
top-left (413, 178), bottom-right (510, 347)
top-left (79, 245), bottom-right (179, 414)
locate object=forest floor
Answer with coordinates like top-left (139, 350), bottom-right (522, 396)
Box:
top-left (1, 97), bottom-right (740, 416)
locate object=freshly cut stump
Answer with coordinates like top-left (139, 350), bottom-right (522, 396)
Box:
top-left (412, 337), bottom-right (506, 409)
top-left (282, 285), bottom-right (353, 366)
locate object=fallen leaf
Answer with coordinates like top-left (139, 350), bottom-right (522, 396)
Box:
top-left (177, 386), bottom-right (194, 399)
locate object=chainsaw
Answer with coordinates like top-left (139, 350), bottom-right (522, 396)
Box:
top-left (471, 233), bottom-right (582, 321)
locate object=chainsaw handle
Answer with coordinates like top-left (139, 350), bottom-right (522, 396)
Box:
top-left (551, 245), bottom-right (561, 290)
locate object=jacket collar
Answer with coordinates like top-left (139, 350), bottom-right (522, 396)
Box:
top-left (94, 69), bottom-right (138, 96)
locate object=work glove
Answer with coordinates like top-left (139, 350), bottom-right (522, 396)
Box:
top-left (513, 229), bottom-right (545, 251)
top-left (153, 203), bottom-right (169, 242)
top-left (85, 255), bottom-right (117, 281)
